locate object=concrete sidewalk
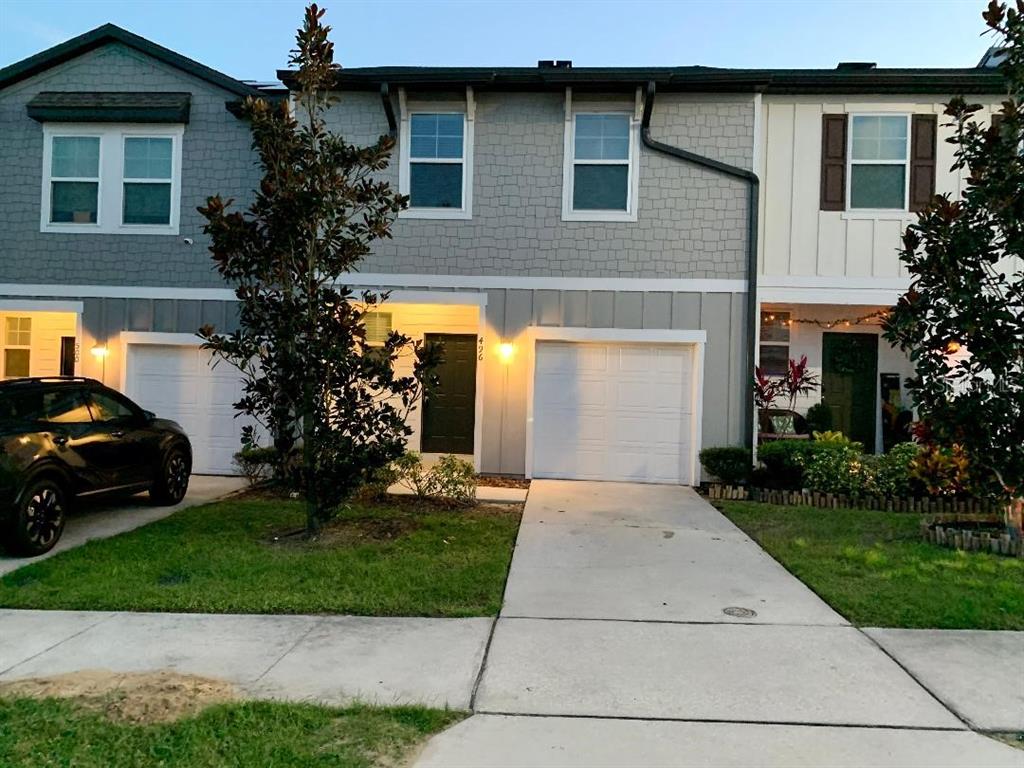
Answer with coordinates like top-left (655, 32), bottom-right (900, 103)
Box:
top-left (0, 475), bottom-right (246, 577)
top-left (0, 610), bottom-right (491, 709)
top-left (418, 480), bottom-right (1024, 767)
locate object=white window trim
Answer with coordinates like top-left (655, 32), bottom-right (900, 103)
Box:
top-left (397, 87), bottom-right (474, 220)
top-left (41, 123), bottom-right (184, 235)
top-left (561, 88), bottom-right (641, 223)
top-left (845, 112), bottom-right (911, 215)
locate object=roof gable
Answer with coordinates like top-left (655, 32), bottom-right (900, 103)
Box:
top-left (0, 23), bottom-right (263, 98)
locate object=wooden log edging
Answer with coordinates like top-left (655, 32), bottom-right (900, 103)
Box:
top-left (705, 483), bottom-right (1002, 515)
top-left (922, 517), bottom-right (1023, 558)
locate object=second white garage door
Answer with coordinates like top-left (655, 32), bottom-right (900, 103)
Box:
top-left (124, 344), bottom-right (250, 475)
top-left (531, 341), bottom-right (698, 485)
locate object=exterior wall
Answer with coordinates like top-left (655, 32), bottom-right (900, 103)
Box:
top-left (0, 43), bottom-right (259, 288)
top-left (4, 287), bottom-right (745, 476)
top-left (761, 303), bottom-right (915, 453)
top-left (757, 94), bottom-right (1005, 282)
top-left (324, 90), bottom-right (755, 279)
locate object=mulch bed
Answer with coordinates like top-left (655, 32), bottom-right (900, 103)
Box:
top-left (475, 475), bottom-right (531, 490)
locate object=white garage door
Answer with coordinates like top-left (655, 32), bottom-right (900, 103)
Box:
top-left (124, 344), bottom-right (249, 475)
top-left (532, 341), bottom-right (697, 484)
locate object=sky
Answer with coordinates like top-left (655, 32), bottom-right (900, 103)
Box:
top-left (0, 0), bottom-right (1001, 84)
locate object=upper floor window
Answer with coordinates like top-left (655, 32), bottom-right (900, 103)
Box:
top-left (41, 125), bottom-right (183, 234)
top-left (848, 115), bottom-right (909, 210)
top-left (399, 103), bottom-right (473, 220)
top-left (563, 111), bottom-right (639, 222)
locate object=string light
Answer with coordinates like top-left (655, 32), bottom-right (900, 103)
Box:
top-left (761, 309), bottom-right (889, 330)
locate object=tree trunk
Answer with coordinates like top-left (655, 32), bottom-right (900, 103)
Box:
top-left (302, 391), bottom-right (319, 537)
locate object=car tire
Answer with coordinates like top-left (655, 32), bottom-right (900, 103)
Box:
top-left (150, 447), bottom-right (190, 506)
top-left (5, 476), bottom-right (68, 556)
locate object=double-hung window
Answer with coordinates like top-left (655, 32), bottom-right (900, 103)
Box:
top-left (564, 112), bottom-right (638, 221)
top-left (3, 317), bottom-right (32, 379)
top-left (758, 311), bottom-right (790, 377)
top-left (848, 115), bottom-right (910, 210)
top-left (41, 125), bottom-right (183, 234)
top-left (400, 109), bottom-right (472, 219)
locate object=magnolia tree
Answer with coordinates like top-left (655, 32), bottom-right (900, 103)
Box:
top-left (198, 4), bottom-right (438, 534)
top-left (883, 0), bottom-right (1024, 528)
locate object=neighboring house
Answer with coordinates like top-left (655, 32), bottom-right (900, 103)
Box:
top-left (754, 62), bottom-right (1008, 452)
top-left (0, 25), bottom-right (1008, 482)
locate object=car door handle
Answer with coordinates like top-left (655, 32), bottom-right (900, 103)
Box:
top-left (111, 430), bottom-right (125, 438)
top-left (53, 434), bottom-right (68, 446)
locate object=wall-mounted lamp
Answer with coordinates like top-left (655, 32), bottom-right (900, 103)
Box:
top-left (91, 344), bottom-right (108, 381)
top-left (497, 342), bottom-right (515, 364)
top-left (945, 340), bottom-right (962, 355)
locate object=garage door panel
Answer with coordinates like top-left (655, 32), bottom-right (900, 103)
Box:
top-left (533, 341), bottom-right (698, 485)
top-left (125, 344), bottom-right (249, 475)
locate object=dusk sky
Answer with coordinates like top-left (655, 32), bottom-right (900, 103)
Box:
top-left (0, 0), bottom-right (1001, 83)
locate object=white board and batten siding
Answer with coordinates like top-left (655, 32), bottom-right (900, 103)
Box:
top-left (758, 96), bottom-right (1007, 281)
top-left (531, 340), bottom-right (698, 485)
top-left (123, 343), bottom-right (251, 475)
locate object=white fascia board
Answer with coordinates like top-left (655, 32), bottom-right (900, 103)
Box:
top-left (0, 298), bottom-right (84, 313)
top-left (760, 286), bottom-right (908, 306)
top-left (527, 326), bottom-right (707, 345)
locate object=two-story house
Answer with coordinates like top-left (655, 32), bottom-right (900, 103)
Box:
top-left (0, 25), bottom-right (1008, 482)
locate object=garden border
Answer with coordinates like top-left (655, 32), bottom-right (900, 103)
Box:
top-left (705, 483), bottom-right (1004, 514)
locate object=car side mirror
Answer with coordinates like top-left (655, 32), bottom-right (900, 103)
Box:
top-left (142, 410), bottom-right (156, 422)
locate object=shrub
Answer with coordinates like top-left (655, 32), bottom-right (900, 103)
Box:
top-left (357, 462), bottom-right (401, 502)
top-left (803, 443), bottom-right (867, 496)
top-left (872, 442), bottom-right (919, 496)
top-left (233, 445), bottom-right (278, 486)
top-left (910, 444), bottom-right (972, 497)
top-left (393, 452), bottom-right (477, 505)
top-left (812, 430), bottom-right (863, 451)
top-left (699, 447), bottom-right (752, 485)
top-left (804, 402), bottom-right (833, 434)
top-left (756, 440), bottom-right (818, 490)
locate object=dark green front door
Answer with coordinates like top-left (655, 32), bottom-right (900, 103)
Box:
top-left (822, 333), bottom-right (878, 451)
top-left (421, 334), bottom-right (477, 454)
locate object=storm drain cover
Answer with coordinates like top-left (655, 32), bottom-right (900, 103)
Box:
top-left (722, 606), bottom-right (757, 618)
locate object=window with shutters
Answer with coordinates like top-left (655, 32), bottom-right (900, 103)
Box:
top-left (847, 115), bottom-right (911, 210)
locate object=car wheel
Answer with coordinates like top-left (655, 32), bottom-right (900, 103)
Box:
top-left (150, 448), bottom-right (190, 506)
top-left (6, 477), bottom-right (67, 556)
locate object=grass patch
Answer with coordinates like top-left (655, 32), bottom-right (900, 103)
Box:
top-left (719, 501), bottom-right (1024, 630)
top-left (0, 498), bottom-right (521, 617)
top-left (0, 696), bottom-right (462, 768)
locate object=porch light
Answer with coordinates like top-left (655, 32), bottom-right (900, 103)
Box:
top-left (90, 344), bottom-right (108, 359)
top-left (497, 342), bottom-right (515, 364)
top-left (945, 340), bottom-right (962, 355)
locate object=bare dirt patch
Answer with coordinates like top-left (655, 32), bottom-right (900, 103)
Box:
top-left (0, 669), bottom-right (237, 724)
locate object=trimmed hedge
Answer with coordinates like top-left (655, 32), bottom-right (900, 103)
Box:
top-left (699, 446), bottom-right (752, 486)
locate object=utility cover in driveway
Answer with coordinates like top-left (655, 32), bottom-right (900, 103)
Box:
top-left (531, 342), bottom-right (696, 484)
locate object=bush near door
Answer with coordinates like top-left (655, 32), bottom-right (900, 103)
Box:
top-left (698, 447), bottom-right (752, 486)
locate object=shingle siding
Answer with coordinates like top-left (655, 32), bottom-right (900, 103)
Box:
top-left (0, 43), bottom-right (258, 288)
top-left (326, 91), bottom-right (754, 280)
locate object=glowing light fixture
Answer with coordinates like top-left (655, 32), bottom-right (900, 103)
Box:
top-left (90, 344), bottom-right (109, 359)
top-left (497, 342), bottom-right (515, 364)
top-left (945, 340), bottom-right (962, 355)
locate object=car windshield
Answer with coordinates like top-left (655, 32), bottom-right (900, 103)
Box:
top-left (0, 387), bottom-right (92, 425)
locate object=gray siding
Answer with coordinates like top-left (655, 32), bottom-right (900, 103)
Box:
top-left (325, 91), bottom-right (755, 279)
top-left (0, 43), bottom-right (259, 288)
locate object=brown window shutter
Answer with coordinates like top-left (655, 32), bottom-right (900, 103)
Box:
top-left (909, 114), bottom-right (938, 212)
top-left (820, 114), bottom-right (847, 211)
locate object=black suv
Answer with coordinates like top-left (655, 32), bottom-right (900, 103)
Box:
top-left (0, 377), bottom-right (192, 556)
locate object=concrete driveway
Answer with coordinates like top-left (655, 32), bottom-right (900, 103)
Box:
top-left (417, 480), bottom-right (1022, 767)
top-left (0, 475), bottom-right (246, 576)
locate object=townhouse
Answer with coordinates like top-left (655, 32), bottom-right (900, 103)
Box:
top-left (0, 25), bottom-right (1007, 481)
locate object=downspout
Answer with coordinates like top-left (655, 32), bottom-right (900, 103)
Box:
top-left (380, 83), bottom-right (397, 137)
top-left (640, 81), bottom-right (760, 451)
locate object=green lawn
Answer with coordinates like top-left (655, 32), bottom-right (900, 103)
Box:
top-left (0, 498), bottom-right (521, 617)
top-left (719, 501), bottom-right (1024, 630)
top-left (0, 697), bottom-right (462, 768)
